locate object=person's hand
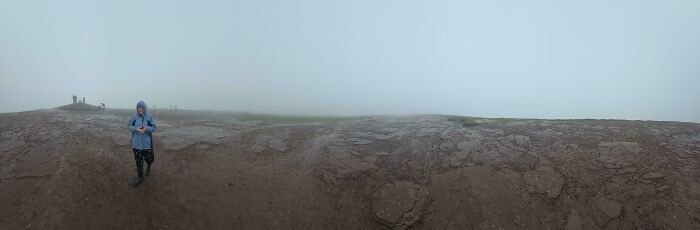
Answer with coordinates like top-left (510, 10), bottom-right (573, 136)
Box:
top-left (137, 127), bottom-right (146, 133)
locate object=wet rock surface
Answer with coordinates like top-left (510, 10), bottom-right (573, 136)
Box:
top-left (372, 181), bottom-right (429, 229)
top-left (0, 109), bottom-right (699, 229)
top-left (251, 134), bottom-right (288, 153)
top-left (591, 197), bottom-right (622, 227)
top-left (523, 166), bottom-right (564, 198)
top-left (159, 126), bottom-right (231, 150)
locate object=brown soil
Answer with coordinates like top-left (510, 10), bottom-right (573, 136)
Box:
top-left (1, 109), bottom-right (699, 229)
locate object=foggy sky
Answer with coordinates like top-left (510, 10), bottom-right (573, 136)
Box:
top-left (1, 0), bottom-right (699, 122)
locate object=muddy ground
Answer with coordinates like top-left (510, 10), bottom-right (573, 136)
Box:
top-left (1, 109), bottom-right (699, 229)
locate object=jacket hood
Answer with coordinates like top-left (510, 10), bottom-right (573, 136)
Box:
top-left (136, 101), bottom-right (147, 113)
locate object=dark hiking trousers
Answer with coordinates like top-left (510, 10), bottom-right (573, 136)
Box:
top-left (133, 148), bottom-right (154, 177)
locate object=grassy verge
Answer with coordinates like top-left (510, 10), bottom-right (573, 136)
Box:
top-left (447, 115), bottom-right (516, 127)
top-left (447, 116), bottom-right (480, 127)
top-left (238, 113), bottom-right (371, 124)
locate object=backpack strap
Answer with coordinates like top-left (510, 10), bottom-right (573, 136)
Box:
top-left (148, 119), bottom-right (154, 153)
top-left (131, 117), bottom-right (136, 139)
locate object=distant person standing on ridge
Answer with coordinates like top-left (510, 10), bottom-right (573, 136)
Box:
top-left (128, 101), bottom-right (157, 187)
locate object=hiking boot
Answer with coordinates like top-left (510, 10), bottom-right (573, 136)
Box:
top-left (133, 176), bottom-right (144, 187)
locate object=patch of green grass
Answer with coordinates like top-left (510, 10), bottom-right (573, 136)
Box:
top-left (491, 117), bottom-right (515, 123)
top-left (447, 115), bottom-right (480, 127)
top-left (447, 115), bottom-right (516, 127)
top-left (238, 113), bottom-right (371, 124)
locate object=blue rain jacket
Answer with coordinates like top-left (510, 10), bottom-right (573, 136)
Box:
top-left (128, 101), bottom-right (156, 150)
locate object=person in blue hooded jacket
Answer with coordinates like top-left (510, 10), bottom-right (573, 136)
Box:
top-left (128, 101), bottom-right (157, 187)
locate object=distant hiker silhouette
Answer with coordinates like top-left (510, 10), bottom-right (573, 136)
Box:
top-left (128, 101), bottom-right (157, 187)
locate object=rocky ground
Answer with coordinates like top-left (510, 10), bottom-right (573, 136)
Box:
top-left (0, 109), bottom-right (699, 229)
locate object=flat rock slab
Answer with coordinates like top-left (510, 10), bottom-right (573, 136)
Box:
top-left (426, 166), bottom-right (528, 229)
top-left (598, 142), bottom-right (641, 154)
top-left (457, 139), bottom-right (481, 152)
top-left (374, 151), bottom-right (391, 156)
top-left (106, 131), bottom-right (131, 146)
top-left (0, 139), bottom-right (24, 152)
top-left (372, 181), bottom-right (429, 230)
top-left (160, 136), bottom-right (191, 151)
top-left (322, 150), bottom-right (377, 180)
top-left (642, 172), bottom-right (664, 179)
top-left (565, 211), bottom-right (583, 230)
top-left (501, 135), bottom-right (530, 152)
top-left (597, 141), bottom-right (641, 168)
top-left (13, 149), bottom-right (59, 179)
top-left (159, 126), bottom-right (229, 150)
top-left (347, 137), bottom-right (374, 145)
top-left (523, 166), bottom-right (564, 198)
top-left (195, 143), bottom-right (211, 149)
top-left (591, 197), bottom-right (622, 227)
top-left (531, 129), bottom-right (560, 138)
top-left (446, 138), bottom-right (482, 165)
top-left (615, 168), bottom-right (637, 175)
top-left (512, 135), bottom-right (530, 146)
top-left (315, 136), bottom-right (380, 182)
top-left (253, 135), bottom-right (288, 152)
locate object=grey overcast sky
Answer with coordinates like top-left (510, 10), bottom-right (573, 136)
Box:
top-left (1, 0), bottom-right (699, 122)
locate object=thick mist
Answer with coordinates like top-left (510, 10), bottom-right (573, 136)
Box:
top-left (1, 0), bottom-right (699, 122)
